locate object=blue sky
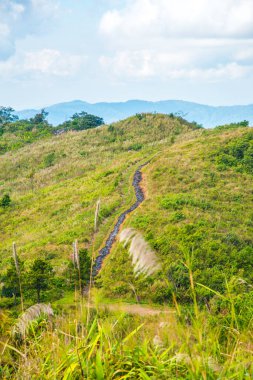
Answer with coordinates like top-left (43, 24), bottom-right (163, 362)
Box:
top-left (1, 0), bottom-right (253, 109)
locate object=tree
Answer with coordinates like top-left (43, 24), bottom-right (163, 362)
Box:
top-left (0, 106), bottom-right (18, 125)
top-left (1, 257), bottom-right (24, 305)
top-left (58, 112), bottom-right (104, 132)
top-left (0, 194), bottom-right (11, 207)
top-left (0, 107), bottom-right (18, 136)
top-left (30, 109), bottom-right (49, 125)
top-left (28, 259), bottom-right (54, 302)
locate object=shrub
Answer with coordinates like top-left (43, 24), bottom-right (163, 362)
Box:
top-left (215, 120), bottom-right (249, 131)
top-left (0, 194), bottom-right (11, 207)
top-left (128, 143), bottom-right (143, 151)
top-left (215, 130), bottom-right (253, 174)
top-left (42, 152), bottom-right (56, 168)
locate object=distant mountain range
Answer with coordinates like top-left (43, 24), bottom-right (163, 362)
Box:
top-left (15, 99), bottom-right (253, 128)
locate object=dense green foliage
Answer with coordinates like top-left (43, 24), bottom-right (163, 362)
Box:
top-left (0, 106), bottom-right (18, 127)
top-left (0, 194), bottom-right (11, 207)
top-left (27, 259), bottom-right (54, 303)
top-left (216, 129), bottom-right (253, 173)
top-left (214, 120), bottom-right (249, 131)
top-left (0, 106), bottom-right (104, 154)
top-left (1, 257), bottom-right (24, 301)
top-left (57, 111), bottom-right (104, 132)
top-left (0, 108), bottom-right (53, 154)
top-left (0, 250), bottom-right (91, 308)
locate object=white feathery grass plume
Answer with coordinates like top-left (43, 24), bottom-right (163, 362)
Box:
top-left (12, 242), bottom-right (20, 276)
top-left (153, 334), bottom-right (163, 348)
top-left (72, 242), bottom-right (76, 268)
top-left (119, 228), bottom-right (161, 277)
top-left (12, 303), bottom-right (54, 338)
top-left (94, 199), bottom-right (100, 232)
top-left (74, 240), bottom-right (80, 270)
top-left (12, 242), bottom-right (24, 312)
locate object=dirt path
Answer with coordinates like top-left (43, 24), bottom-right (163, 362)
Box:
top-left (93, 161), bottom-right (149, 276)
top-left (98, 303), bottom-right (175, 316)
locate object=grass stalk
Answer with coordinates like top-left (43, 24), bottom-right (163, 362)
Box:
top-left (12, 242), bottom-right (24, 312)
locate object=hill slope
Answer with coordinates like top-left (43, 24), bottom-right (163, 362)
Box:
top-left (0, 114), bottom-right (196, 272)
top-left (0, 114), bottom-right (252, 304)
top-left (16, 99), bottom-right (253, 128)
top-left (99, 125), bottom-right (253, 302)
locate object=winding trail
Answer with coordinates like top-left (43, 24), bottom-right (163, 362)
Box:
top-left (93, 161), bottom-right (149, 276)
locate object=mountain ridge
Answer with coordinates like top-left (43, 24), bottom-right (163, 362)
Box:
top-left (15, 99), bottom-right (253, 128)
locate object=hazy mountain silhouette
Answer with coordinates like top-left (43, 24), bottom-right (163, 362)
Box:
top-left (16, 99), bottom-right (253, 128)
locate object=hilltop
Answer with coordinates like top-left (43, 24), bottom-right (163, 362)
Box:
top-left (16, 99), bottom-right (253, 128)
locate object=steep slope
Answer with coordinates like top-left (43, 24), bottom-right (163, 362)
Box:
top-left (98, 126), bottom-right (253, 302)
top-left (0, 114), bottom-right (197, 273)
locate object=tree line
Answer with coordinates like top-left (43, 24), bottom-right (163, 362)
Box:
top-left (0, 106), bottom-right (104, 154)
top-left (0, 245), bottom-right (91, 308)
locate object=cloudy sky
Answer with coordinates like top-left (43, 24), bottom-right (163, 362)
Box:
top-left (1, 0), bottom-right (253, 109)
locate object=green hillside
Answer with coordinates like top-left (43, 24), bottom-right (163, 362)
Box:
top-left (0, 114), bottom-right (252, 379)
top-left (0, 114), bottom-right (198, 272)
top-left (100, 125), bottom-right (253, 302)
top-left (1, 114), bottom-right (252, 304)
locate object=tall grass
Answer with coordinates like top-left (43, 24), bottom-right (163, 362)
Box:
top-left (12, 303), bottom-right (54, 339)
top-left (1, 278), bottom-right (251, 379)
top-left (1, 234), bottom-right (252, 378)
top-left (87, 199), bottom-right (101, 331)
top-left (119, 228), bottom-right (161, 277)
top-left (12, 242), bottom-right (24, 312)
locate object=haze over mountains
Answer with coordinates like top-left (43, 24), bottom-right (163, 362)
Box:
top-left (16, 99), bottom-right (253, 128)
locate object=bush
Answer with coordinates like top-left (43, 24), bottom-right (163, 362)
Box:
top-left (216, 130), bottom-right (253, 174)
top-left (0, 297), bottom-right (15, 308)
top-left (128, 143), bottom-right (143, 151)
top-left (42, 152), bottom-right (56, 168)
top-left (59, 112), bottom-right (104, 132)
top-left (0, 194), bottom-right (11, 207)
top-left (215, 120), bottom-right (249, 131)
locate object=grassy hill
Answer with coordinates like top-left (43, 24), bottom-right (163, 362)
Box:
top-left (0, 114), bottom-right (252, 303)
top-left (99, 125), bottom-right (253, 302)
top-left (0, 114), bottom-right (252, 379)
top-left (0, 114), bottom-right (198, 273)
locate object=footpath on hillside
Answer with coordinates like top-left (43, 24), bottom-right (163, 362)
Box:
top-left (93, 161), bottom-right (150, 275)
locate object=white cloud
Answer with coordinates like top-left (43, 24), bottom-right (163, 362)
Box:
top-left (24, 49), bottom-right (84, 76)
top-left (100, 50), bottom-right (251, 81)
top-left (100, 0), bottom-right (253, 39)
top-left (0, 49), bottom-right (85, 78)
top-left (31, 0), bottom-right (59, 17)
top-left (0, 0), bottom-right (60, 60)
top-left (99, 0), bottom-right (253, 81)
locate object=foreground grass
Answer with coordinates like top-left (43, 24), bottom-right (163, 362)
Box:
top-left (0, 292), bottom-right (252, 379)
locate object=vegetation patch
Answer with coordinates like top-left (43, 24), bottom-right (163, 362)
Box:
top-left (215, 129), bottom-right (253, 173)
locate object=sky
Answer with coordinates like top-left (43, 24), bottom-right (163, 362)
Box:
top-left (1, 0), bottom-right (253, 109)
